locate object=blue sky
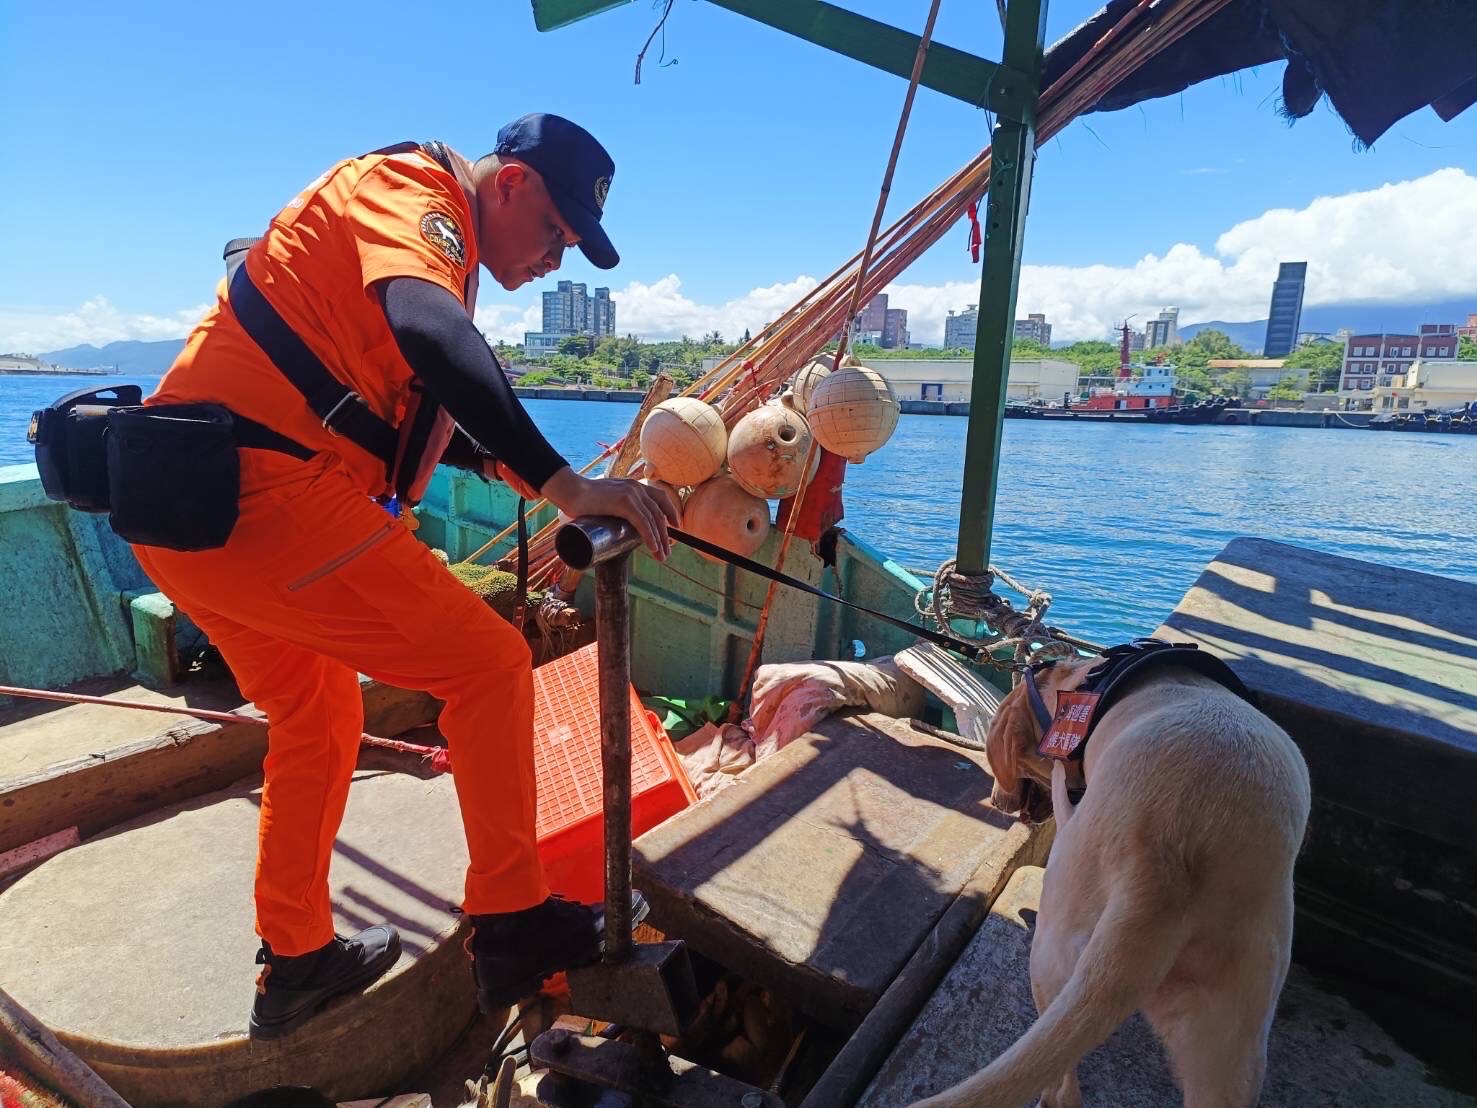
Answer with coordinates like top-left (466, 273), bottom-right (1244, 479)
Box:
top-left (2, 0), bottom-right (1474, 350)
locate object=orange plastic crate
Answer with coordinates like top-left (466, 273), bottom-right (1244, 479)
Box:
top-left (532, 642), bottom-right (697, 904)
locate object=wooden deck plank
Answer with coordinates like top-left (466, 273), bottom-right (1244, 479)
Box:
top-left (633, 711), bottom-right (1048, 1030)
top-left (1152, 538), bottom-right (1477, 1007)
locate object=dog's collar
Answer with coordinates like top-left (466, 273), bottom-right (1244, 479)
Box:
top-left (1025, 638), bottom-right (1254, 765)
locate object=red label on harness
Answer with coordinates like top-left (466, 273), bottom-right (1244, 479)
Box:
top-left (1038, 691), bottom-right (1101, 760)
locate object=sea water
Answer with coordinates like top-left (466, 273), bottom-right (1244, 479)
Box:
top-left (3, 377), bottom-right (1471, 645)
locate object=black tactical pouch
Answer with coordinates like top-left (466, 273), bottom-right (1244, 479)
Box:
top-left (28, 384), bottom-right (144, 512)
top-left (105, 404), bottom-right (242, 551)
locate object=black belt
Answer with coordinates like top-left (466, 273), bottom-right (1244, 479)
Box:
top-left (228, 263), bottom-right (398, 466)
top-left (230, 413), bottom-right (317, 460)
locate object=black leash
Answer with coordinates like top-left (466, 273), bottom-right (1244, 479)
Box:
top-left (512, 498), bottom-right (529, 631)
top-left (667, 527), bottom-right (988, 661)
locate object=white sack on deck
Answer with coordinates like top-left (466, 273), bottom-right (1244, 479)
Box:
top-left (673, 657), bottom-right (926, 798)
top-left (751, 657), bottom-right (926, 758)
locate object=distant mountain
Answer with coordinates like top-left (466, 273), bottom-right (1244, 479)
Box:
top-left (37, 338), bottom-right (185, 375)
top-left (1179, 298), bottom-right (1475, 354)
top-left (1176, 320), bottom-right (1268, 351)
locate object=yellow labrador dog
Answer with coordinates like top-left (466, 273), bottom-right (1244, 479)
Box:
top-left (914, 644), bottom-right (1310, 1108)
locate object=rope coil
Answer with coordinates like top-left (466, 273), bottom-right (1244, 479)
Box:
top-left (919, 560), bottom-right (1101, 677)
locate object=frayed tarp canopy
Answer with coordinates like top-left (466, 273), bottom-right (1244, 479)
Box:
top-left (1044, 0), bottom-right (1477, 146)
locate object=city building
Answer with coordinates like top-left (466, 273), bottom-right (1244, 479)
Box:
top-left (1296, 331), bottom-right (1339, 347)
top-left (841, 294), bottom-right (909, 349)
top-left (1125, 329), bottom-right (1146, 355)
top-left (1012, 313), bottom-right (1052, 346)
top-left (863, 357), bottom-right (1079, 403)
top-left (1262, 262), bottom-right (1307, 358)
top-left (538, 281), bottom-right (615, 338)
top-left (1368, 360), bottom-right (1477, 411)
top-left (1208, 358), bottom-right (1298, 400)
top-left (1145, 307), bottom-right (1179, 349)
top-left (854, 294), bottom-right (888, 336)
top-left (591, 287), bottom-right (615, 336)
top-left (1422, 323), bottom-right (1459, 355)
top-left (944, 304), bottom-right (979, 350)
top-left (527, 281), bottom-right (615, 356)
top-left (1339, 324), bottom-right (1459, 396)
top-left (1456, 312), bottom-right (1477, 340)
top-left (523, 332), bottom-right (567, 358)
top-left (882, 307), bottom-right (910, 349)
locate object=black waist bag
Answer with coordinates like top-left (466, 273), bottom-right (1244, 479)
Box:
top-left (106, 404), bottom-right (242, 551)
top-left (29, 384), bottom-right (143, 512)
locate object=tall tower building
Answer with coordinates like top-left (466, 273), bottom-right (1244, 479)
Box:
top-left (1262, 262), bottom-right (1307, 358)
top-left (541, 281), bottom-right (590, 334)
top-left (1146, 306), bottom-right (1180, 349)
top-left (591, 287), bottom-right (615, 337)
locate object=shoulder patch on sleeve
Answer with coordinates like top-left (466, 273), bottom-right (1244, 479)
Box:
top-left (420, 210), bottom-right (467, 267)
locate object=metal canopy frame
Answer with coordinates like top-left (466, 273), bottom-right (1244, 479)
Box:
top-left (532, 0), bottom-right (1047, 575)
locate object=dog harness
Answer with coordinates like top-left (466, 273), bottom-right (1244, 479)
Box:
top-left (1024, 638), bottom-right (1254, 762)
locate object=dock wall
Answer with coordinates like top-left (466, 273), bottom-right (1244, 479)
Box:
top-left (512, 387), bottom-right (643, 403)
top-left (898, 402), bottom-right (1374, 426)
top-left (511, 390), bottom-right (1378, 430)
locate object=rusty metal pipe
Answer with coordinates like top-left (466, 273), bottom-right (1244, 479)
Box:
top-left (555, 516), bottom-right (641, 571)
top-left (594, 550), bottom-right (634, 962)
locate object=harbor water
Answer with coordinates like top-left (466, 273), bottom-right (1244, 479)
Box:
top-left (4, 376), bottom-right (1472, 645)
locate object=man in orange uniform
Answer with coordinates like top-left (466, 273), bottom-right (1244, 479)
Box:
top-left (137, 114), bottom-right (677, 1039)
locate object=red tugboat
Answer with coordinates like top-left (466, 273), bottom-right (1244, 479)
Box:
top-left (1008, 322), bottom-right (1234, 424)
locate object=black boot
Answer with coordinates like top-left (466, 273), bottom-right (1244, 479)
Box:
top-left (469, 892), bottom-right (649, 1012)
top-left (248, 925), bottom-right (401, 1040)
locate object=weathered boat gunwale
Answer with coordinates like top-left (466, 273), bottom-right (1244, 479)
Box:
top-left (0, 679), bottom-right (439, 857)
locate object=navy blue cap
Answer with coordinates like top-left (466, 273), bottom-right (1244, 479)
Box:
top-left (495, 113), bottom-right (619, 270)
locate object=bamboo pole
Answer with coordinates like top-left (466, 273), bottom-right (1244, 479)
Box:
top-left (491, 0), bottom-right (1238, 589)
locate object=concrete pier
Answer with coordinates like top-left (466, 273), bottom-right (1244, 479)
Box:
top-left (889, 402), bottom-right (1377, 427)
top-left (1216, 408), bottom-right (1373, 428)
top-left (512, 386), bottom-right (643, 403)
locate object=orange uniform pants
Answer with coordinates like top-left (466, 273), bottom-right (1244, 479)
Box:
top-left (134, 452), bottom-right (549, 956)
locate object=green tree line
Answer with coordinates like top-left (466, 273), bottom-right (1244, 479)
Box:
top-left (507, 332), bottom-right (739, 390)
top-left (500, 324), bottom-right (1435, 398)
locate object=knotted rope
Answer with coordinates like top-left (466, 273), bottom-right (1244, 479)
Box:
top-left (918, 561), bottom-right (1102, 679)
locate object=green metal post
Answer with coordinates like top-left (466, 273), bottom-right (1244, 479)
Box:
top-left (953, 0), bottom-right (1047, 576)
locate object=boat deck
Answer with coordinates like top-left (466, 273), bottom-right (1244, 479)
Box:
top-left (0, 765), bottom-right (478, 1105)
top-left (0, 674), bottom-right (245, 776)
top-left (1154, 537), bottom-right (1477, 1007)
top-left (633, 711), bottom-right (1051, 1032)
top-left (862, 865), bottom-right (1477, 1106)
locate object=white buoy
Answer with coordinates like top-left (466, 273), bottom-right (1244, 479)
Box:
top-left (639, 477), bottom-right (685, 524)
top-left (806, 365), bottom-right (899, 464)
top-left (683, 475), bottom-right (771, 560)
top-left (726, 402), bottom-right (814, 500)
top-left (638, 397), bottom-right (728, 486)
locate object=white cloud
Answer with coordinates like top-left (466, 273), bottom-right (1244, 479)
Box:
top-left (893, 167), bottom-right (1477, 344)
top-left (0, 296), bottom-right (212, 355)
top-left (473, 274), bottom-right (823, 346)
top-left (488, 168), bottom-right (1477, 347)
top-left (7, 169), bottom-right (1475, 352)
top-left (473, 300), bottom-right (543, 342)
